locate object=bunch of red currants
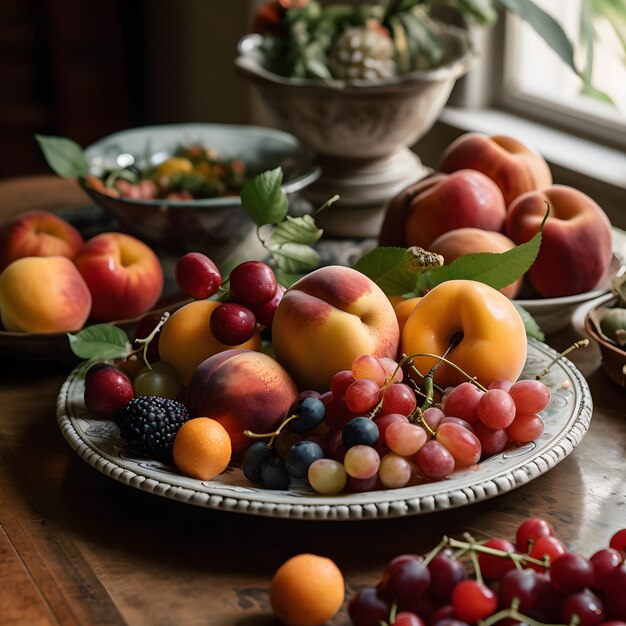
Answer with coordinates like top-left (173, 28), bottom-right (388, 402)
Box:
top-left (349, 520), bottom-right (626, 626)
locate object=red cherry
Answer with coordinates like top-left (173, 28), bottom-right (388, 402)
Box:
top-left (452, 580), bottom-right (498, 623)
top-left (84, 366), bottom-right (134, 416)
top-left (175, 252), bottom-right (222, 299)
top-left (610, 528), bottom-right (626, 556)
top-left (516, 517), bottom-right (555, 553)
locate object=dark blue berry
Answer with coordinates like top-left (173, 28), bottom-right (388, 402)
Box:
top-left (241, 441), bottom-right (273, 484)
top-left (285, 440), bottom-right (324, 479)
top-left (289, 397), bottom-right (326, 433)
top-left (260, 456), bottom-right (291, 490)
top-left (342, 416), bottom-right (379, 449)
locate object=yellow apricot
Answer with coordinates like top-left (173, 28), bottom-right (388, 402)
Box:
top-left (158, 299), bottom-right (261, 387)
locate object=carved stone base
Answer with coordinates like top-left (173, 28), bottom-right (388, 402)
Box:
top-left (303, 148), bottom-right (428, 239)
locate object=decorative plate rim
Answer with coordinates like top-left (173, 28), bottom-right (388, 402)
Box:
top-left (56, 338), bottom-right (593, 521)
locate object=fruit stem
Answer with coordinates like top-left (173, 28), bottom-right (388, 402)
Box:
top-left (131, 312), bottom-right (170, 368)
top-left (479, 605), bottom-right (568, 626)
top-left (423, 537), bottom-right (447, 566)
top-left (470, 548), bottom-right (483, 585)
top-left (535, 339), bottom-right (589, 380)
top-left (243, 414), bottom-right (299, 449)
top-left (445, 536), bottom-right (547, 569)
top-left (397, 351), bottom-right (488, 393)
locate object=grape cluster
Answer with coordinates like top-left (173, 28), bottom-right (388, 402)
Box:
top-left (241, 395), bottom-right (328, 489)
top-left (349, 520), bottom-right (626, 626)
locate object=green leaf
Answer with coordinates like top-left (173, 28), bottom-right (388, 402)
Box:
top-left (353, 247), bottom-right (422, 296)
top-left (267, 215), bottom-right (323, 246)
top-left (240, 168), bottom-right (289, 227)
top-left (495, 0), bottom-right (579, 73)
top-left (267, 242), bottom-right (320, 273)
top-left (67, 324), bottom-right (130, 360)
top-left (513, 303), bottom-right (545, 341)
top-left (446, 0), bottom-right (498, 25)
top-left (35, 134), bottom-right (89, 179)
top-left (419, 224), bottom-right (543, 292)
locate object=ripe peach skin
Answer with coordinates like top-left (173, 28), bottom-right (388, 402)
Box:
top-left (401, 279), bottom-right (527, 388)
top-left (271, 266), bottom-right (400, 391)
top-left (0, 210), bottom-right (84, 270)
top-left (186, 349), bottom-right (299, 454)
top-left (428, 227), bottom-right (523, 298)
top-left (73, 232), bottom-right (164, 322)
top-left (439, 133), bottom-right (553, 207)
top-left (378, 170), bottom-right (506, 249)
top-left (158, 299), bottom-right (261, 387)
top-left (504, 185), bottom-right (613, 298)
top-left (0, 256), bottom-right (92, 333)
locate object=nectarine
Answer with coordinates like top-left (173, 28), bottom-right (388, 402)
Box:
top-left (504, 185), bottom-right (613, 297)
top-left (271, 265), bottom-right (400, 391)
top-left (439, 133), bottom-right (552, 207)
top-left (379, 170), bottom-right (506, 249)
top-left (0, 256), bottom-right (92, 333)
top-left (186, 349), bottom-right (298, 454)
top-left (0, 210), bottom-right (84, 270)
top-left (73, 232), bottom-right (164, 322)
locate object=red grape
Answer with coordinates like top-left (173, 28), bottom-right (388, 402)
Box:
top-left (443, 382), bottom-right (483, 424)
top-left (506, 413), bottom-right (545, 443)
top-left (478, 538), bottom-right (517, 580)
top-left (516, 517), bottom-right (555, 553)
top-left (477, 388), bottom-right (516, 429)
top-left (382, 383), bottom-right (417, 417)
top-left (422, 407), bottom-right (446, 431)
top-left (435, 422), bottom-right (481, 468)
top-left (416, 440), bottom-right (456, 481)
top-left (452, 580), bottom-right (498, 623)
top-left (474, 422), bottom-right (509, 459)
top-left (352, 354), bottom-right (387, 386)
top-left (345, 378), bottom-right (382, 413)
top-left (509, 379), bottom-right (551, 414)
top-left (331, 370), bottom-right (355, 398)
top-left (550, 553), bottom-right (594, 594)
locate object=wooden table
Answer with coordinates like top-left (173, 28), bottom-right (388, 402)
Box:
top-left (1, 177), bottom-right (625, 626)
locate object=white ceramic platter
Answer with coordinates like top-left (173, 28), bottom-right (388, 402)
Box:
top-left (57, 338), bottom-right (592, 521)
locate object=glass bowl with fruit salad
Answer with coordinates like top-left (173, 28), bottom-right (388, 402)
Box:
top-left (81, 123), bottom-right (320, 259)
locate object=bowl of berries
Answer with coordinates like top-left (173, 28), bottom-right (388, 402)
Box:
top-left (37, 124), bottom-right (320, 260)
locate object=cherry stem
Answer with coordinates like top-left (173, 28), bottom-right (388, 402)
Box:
top-left (131, 312), bottom-right (170, 369)
top-left (535, 339), bottom-right (589, 380)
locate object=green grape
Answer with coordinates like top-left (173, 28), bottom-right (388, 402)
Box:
top-left (133, 361), bottom-right (181, 400)
top-left (307, 459), bottom-right (347, 495)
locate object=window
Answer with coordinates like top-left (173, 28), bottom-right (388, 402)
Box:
top-left (500, 0), bottom-right (626, 149)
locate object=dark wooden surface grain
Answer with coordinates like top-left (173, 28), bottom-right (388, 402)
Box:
top-left (0, 177), bottom-right (624, 626)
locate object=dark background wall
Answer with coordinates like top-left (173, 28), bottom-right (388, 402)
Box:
top-left (0, 0), bottom-right (259, 178)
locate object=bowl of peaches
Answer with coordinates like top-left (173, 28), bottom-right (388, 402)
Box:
top-left (61, 123), bottom-right (320, 259)
top-left (0, 209), bottom-right (187, 364)
top-left (378, 132), bottom-right (621, 336)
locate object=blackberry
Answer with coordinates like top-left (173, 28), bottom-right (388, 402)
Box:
top-left (119, 396), bottom-right (190, 461)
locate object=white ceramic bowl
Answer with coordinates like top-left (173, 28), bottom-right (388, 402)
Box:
top-left (81, 123), bottom-right (320, 259)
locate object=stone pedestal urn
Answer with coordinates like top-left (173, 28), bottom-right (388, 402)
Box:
top-left (235, 25), bottom-right (476, 238)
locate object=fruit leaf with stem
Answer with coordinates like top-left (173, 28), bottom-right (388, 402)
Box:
top-left (67, 324), bottom-right (131, 360)
top-left (35, 134), bottom-right (90, 179)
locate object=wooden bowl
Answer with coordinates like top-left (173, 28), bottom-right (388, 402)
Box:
top-left (584, 298), bottom-right (626, 389)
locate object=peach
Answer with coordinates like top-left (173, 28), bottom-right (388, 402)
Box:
top-left (0, 210), bottom-right (84, 270)
top-left (158, 299), bottom-right (262, 387)
top-left (504, 185), bottom-right (613, 298)
top-left (73, 232), bottom-right (164, 322)
top-left (186, 349), bottom-right (299, 454)
top-left (428, 227), bottom-right (523, 298)
top-left (401, 279), bottom-right (527, 388)
top-left (271, 265), bottom-right (400, 391)
top-left (0, 256), bottom-right (91, 333)
top-left (439, 133), bottom-right (553, 207)
top-left (378, 170), bottom-right (506, 249)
